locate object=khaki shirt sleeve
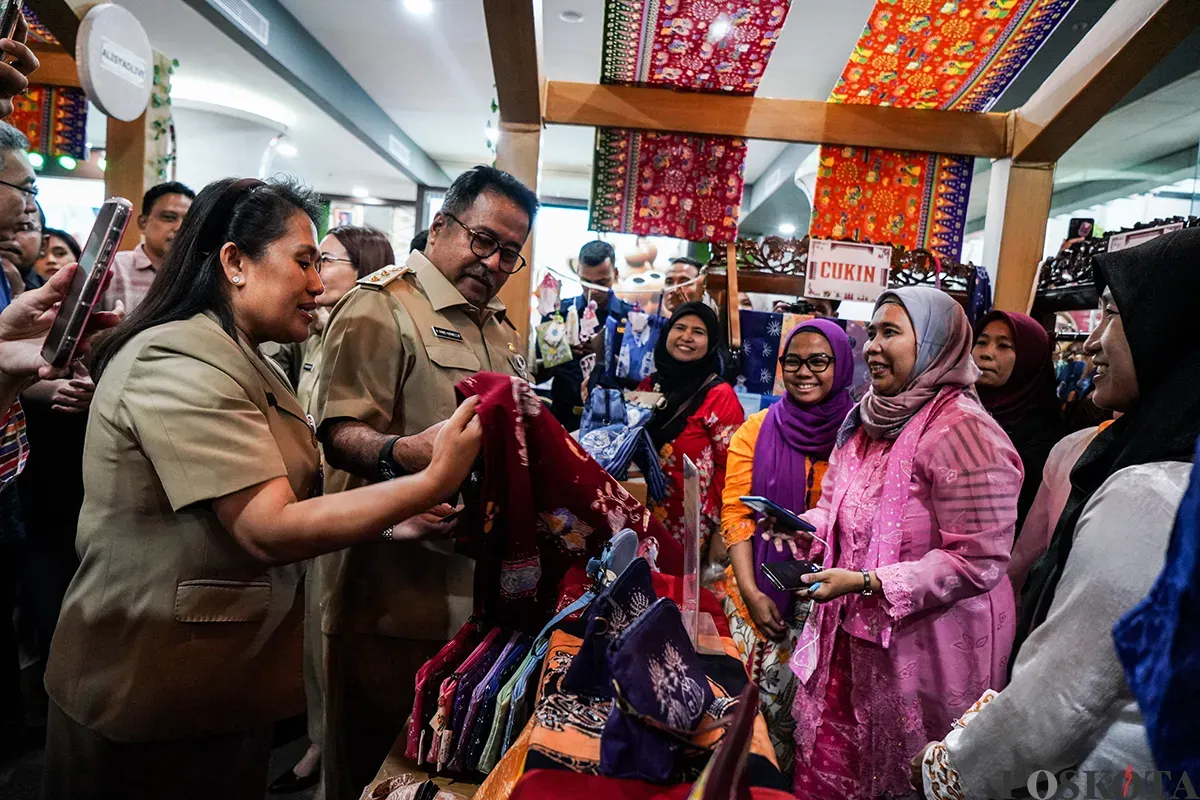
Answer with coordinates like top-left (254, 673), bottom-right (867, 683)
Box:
top-left (120, 347), bottom-right (288, 512)
top-left (311, 288), bottom-right (404, 433)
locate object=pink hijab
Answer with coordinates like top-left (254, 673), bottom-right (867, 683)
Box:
top-left (848, 287), bottom-right (980, 442)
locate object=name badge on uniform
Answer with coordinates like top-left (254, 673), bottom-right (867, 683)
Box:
top-left (302, 363), bottom-right (315, 372)
top-left (432, 326), bottom-right (464, 343)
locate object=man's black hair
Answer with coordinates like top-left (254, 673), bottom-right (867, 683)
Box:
top-left (142, 181), bottom-right (196, 217)
top-left (440, 166), bottom-right (539, 230)
top-left (578, 240), bottom-right (615, 269)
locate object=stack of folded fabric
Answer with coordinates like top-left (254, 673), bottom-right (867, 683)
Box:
top-left (579, 404), bottom-right (667, 501)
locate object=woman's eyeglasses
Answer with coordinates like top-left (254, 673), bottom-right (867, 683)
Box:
top-left (319, 254), bottom-right (354, 269)
top-left (779, 354), bottom-right (834, 374)
top-left (444, 213), bottom-right (527, 274)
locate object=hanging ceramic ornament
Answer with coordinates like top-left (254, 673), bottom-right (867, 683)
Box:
top-left (536, 273), bottom-right (561, 317)
top-left (565, 303), bottom-right (581, 347)
top-left (580, 300), bottom-right (600, 341)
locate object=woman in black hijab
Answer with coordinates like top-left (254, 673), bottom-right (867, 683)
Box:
top-left (914, 228), bottom-right (1200, 799)
top-left (639, 301), bottom-right (744, 551)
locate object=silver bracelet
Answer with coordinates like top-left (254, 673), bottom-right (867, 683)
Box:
top-left (381, 526), bottom-right (394, 542)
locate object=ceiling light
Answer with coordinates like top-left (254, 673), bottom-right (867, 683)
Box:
top-left (707, 15), bottom-right (732, 42)
top-left (404, 0), bottom-right (432, 15)
top-left (485, 126), bottom-right (500, 144)
top-left (559, 10), bottom-right (584, 23)
top-left (276, 142), bottom-right (298, 158)
top-left (27, 152), bottom-right (43, 169)
top-left (57, 155), bottom-right (77, 171)
top-left (352, 186), bottom-right (369, 198)
top-left (171, 75), bottom-right (297, 128)
top-left (778, 223), bottom-right (796, 235)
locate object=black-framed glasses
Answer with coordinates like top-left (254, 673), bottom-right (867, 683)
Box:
top-left (444, 212), bottom-right (526, 274)
top-left (0, 178), bottom-right (36, 196)
top-left (779, 354), bottom-right (834, 374)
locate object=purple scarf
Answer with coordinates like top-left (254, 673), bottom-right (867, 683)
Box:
top-left (750, 319), bottom-right (854, 611)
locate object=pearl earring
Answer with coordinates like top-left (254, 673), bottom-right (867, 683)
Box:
top-left (232, 276), bottom-right (241, 284)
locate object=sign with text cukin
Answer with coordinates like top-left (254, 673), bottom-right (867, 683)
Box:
top-left (75, 4), bottom-right (153, 122)
top-left (805, 239), bottom-right (893, 304)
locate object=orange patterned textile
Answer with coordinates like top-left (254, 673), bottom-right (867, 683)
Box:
top-left (811, 0), bottom-right (1077, 260)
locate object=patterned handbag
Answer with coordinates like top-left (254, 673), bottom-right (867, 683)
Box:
top-left (562, 557), bottom-right (657, 698)
top-left (600, 598), bottom-right (716, 783)
top-left (406, 619), bottom-right (483, 762)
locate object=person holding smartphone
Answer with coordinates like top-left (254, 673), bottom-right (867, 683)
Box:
top-left (718, 318), bottom-right (855, 776)
top-left (40, 178), bottom-right (482, 800)
top-left (780, 287), bottom-right (1021, 800)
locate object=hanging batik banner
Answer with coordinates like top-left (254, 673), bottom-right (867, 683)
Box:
top-left (10, 85), bottom-right (88, 161)
top-left (21, 5), bottom-right (61, 47)
top-left (590, 0), bottom-right (792, 243)
top-left (811, 0), bottom-right (1076, 260)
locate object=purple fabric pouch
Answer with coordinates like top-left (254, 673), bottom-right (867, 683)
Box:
top-left (599, 598), bottom-right (714, 783)
top-left (562, 557), bottom-right (657, 698)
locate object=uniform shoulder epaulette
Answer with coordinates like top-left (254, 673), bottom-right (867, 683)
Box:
top-left (357, 264), bottom-right (413, 290)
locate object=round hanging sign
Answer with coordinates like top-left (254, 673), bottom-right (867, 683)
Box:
top-left (75, 4), bottom-right (153, 122)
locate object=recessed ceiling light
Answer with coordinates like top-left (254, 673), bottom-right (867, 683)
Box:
top-left (404, 0), bottom-right (432, 16)
top-left (778, 223), bottom-right (796, 235)
top-left (707, 15), bottom-right (732, 42)
top-left (352, 186), bottom-right (369, 198)
top-left (559, 10), bottom-right (584, 23)
top-left (276, 142), bottom-right (298, 158)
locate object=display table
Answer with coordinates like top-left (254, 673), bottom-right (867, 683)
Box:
top-left (366, 750), bottom-right (481, 799)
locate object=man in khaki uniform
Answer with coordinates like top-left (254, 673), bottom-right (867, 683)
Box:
top-left (311, 165), bottom-right (538, 800)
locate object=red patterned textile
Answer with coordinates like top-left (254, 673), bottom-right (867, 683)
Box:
top-left (589, 0), bottom-right (793, 243)
top-left (21, 5), bottom-right (61, 47)
top-left (811, 0), bottom-right (1077, 259)
top-left (590, 130), bottom-right (746, 243)
top-left (455, 372), bottom-right (682, 632)
top-left (9, 84), bottom-right (89, 161)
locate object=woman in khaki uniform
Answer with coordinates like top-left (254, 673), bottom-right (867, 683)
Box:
top-left (267, 224), bottom-right (395, 794)
top-left (41, 178), bottom-right (480, 800)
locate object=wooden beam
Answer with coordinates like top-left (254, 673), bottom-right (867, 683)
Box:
top-left (482, 0), bottom-right (541, 126)
top-left (24, 0), bottom-right (86, 55)
top-left (27, 50), bottom-right (79, 88)
top-left (1012, 0), bottom-right (1200, 163)
top-left (544, 81), bottom-right (1012, 159)
top-left (105, 113), bottom-right (148, 252)
top-left (984, 160), bottom-right (1056, 312)
top-left (494, 123), bottom-right (541, 350)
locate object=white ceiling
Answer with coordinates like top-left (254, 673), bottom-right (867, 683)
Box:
top-left (107, 0), bottom-right (418, 201)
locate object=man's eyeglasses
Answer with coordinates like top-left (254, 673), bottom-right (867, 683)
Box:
top-left (0, 179), bottom-right (37, 196)
top-left (444, 213), bottom-right (526, 274)
top-left (779, 354), bottom-right (834, 374)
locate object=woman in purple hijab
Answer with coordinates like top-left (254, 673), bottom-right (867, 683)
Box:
top-left (718, 317), bottom-right (854, 775)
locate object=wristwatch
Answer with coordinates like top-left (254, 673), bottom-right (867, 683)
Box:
top-left (378, 435), bottom-right (403, 481)
top-left (860, 569), bottom-right (875, 597)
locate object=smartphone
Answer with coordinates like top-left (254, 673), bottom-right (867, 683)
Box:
top-left (0, 1), bottom-right (20, 42)
top-left (761, 560), bottom-right (822, 593)
top-left (739, 495), bottom-right (817, 533)
top-left (40, 197), bottom-right (133, 369)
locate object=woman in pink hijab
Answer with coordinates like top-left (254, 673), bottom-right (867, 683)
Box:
top-left (785, 287), bottom-right (1022, 799)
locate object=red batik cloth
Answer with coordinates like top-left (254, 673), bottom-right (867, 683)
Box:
top-left (589, 0), bottom-right (793, 243)
top-left (455, 372), bottom-right (683, 633)
top-left (590, 130), bottom-right (747, 243)
top-left (811, 0), bottom-right (1076, 259)
top-left (9, 84), bottom-right (88, 160)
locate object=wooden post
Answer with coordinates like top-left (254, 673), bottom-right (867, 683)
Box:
top-left (724, 242), bottom-right (741, 351)
top-left (983, 160), bottom-right (1056, 313)
top-left (105, 114), bottom-right (148, 251)
top-left (494, 122), bottom-right (541, 347)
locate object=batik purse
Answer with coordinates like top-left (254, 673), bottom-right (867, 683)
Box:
top-left (406, 619), bottom-right (483, 762)
top-left (562, 557), bottom-right (657, 698)
top-left (600, 598), bottom-right (716, 783)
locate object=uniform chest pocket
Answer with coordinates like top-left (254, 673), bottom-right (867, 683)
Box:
top-left (427, 343), bottom-right (481, 373)
top-left (175, 579), bottom-right (272, 623)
